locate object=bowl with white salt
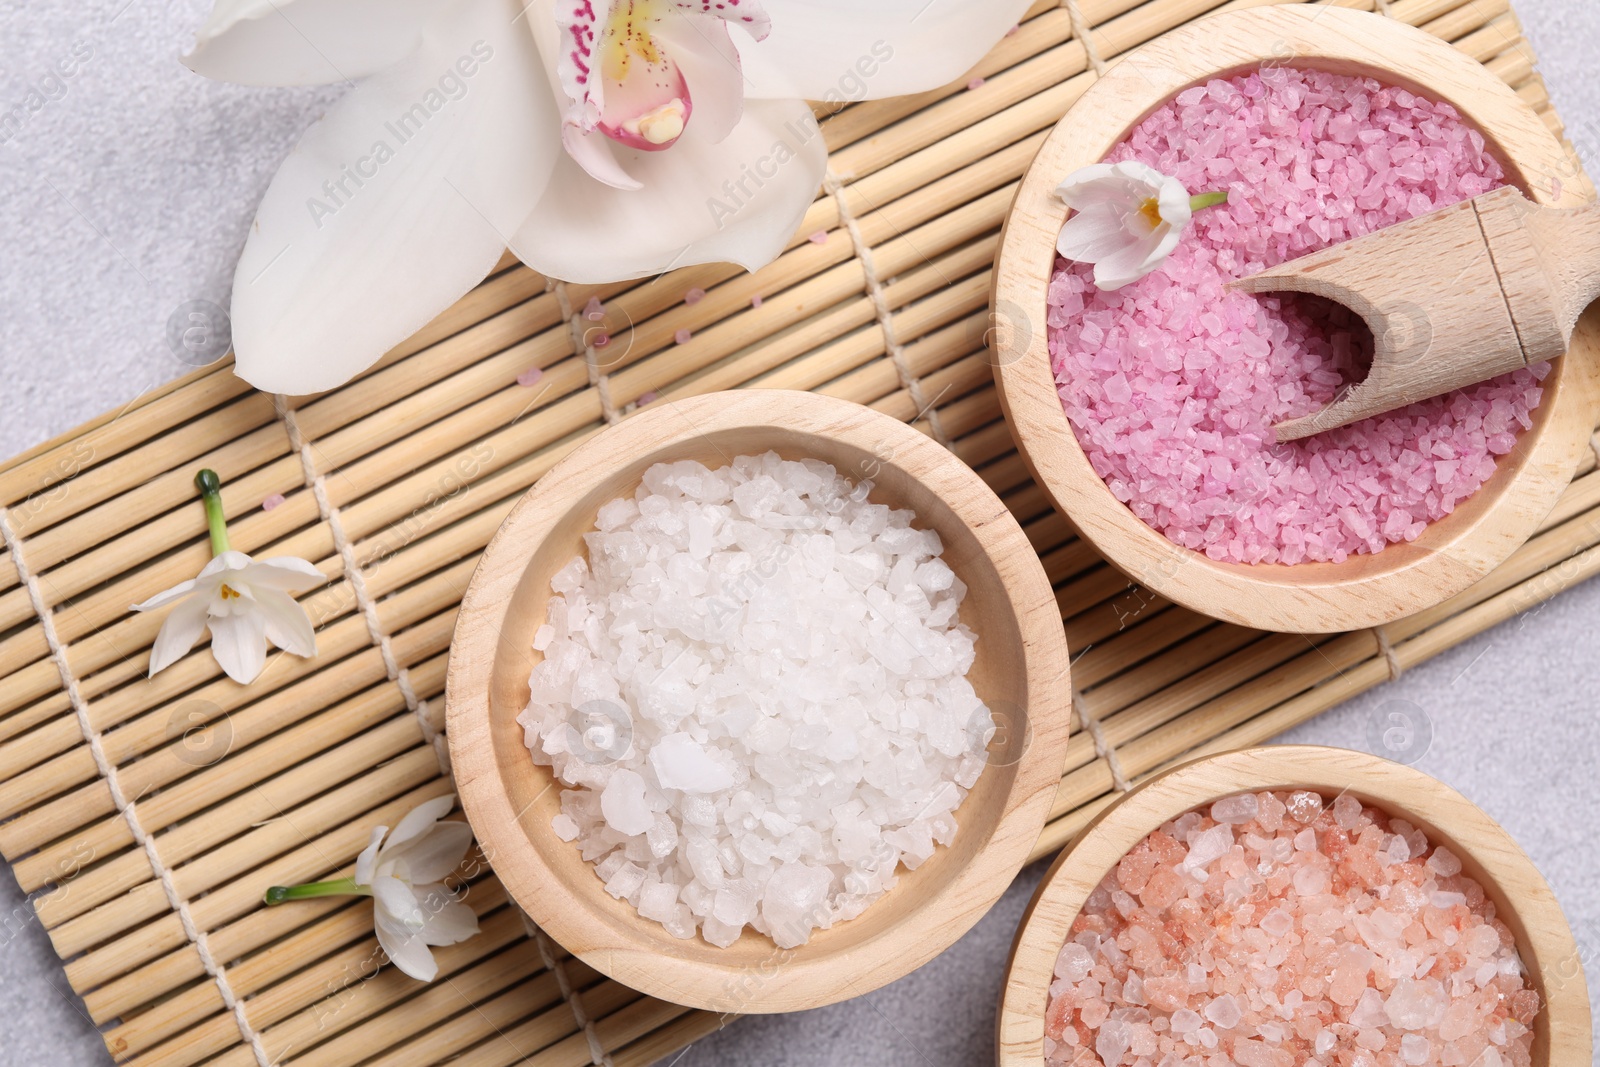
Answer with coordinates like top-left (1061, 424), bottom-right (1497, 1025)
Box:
top-left (446, 389), bottom-right (1073, 1013)
top-left (998, 746), bottom-right (1591, 1067)
top-left (991, 5), bottom-right (1600, 633)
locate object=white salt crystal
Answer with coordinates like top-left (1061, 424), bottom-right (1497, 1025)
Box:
top-left (1095, 1019), bottom-right (1131, 1066)
top-left (1204, 994), bottom-right (1241, 1029)
top-left (1055, 943), bottom-right (1094, 983)
top-left (1427, 846), bottom-right (1462, 877)
top-left (1386, 978), bottom-right (1447, 1030)
top-left (1400, 1034), bottom-right (1431, 1065)
top-left (525, 454), bottom-right (987, 948)
top-left (551, 814), bottom-right (579, 841)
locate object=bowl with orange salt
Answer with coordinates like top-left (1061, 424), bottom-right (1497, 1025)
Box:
top-left (991, 5), bottom-right (1600, 633)
top-left (997, 746), bottom-right (1590, 1067)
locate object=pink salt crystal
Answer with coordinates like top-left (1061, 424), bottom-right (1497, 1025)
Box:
top-left (517, 367), bottom-right (543, 387)
top-left (1042, 786), bottom-right (1539, 1067)
top-left (1210, 792), bottom-right (1259, 825)
top-left (684, 287), bottom-right (706, 306)
top-left (808, 230), bottom-right (829, 245)
top-left (1285, 791), bottom-right (1323, 825)
top-left (261, 493), bottom-right (285, 511)
top-left (1047, 68), bottom-right (1537, 566)
top-left (674, 328), bottom-right (692, 345)
top-left (583, 296), bottom-right (605, 322)
top-left (967, 76), bottom-right (985, 91)
top-left (1332, 792), bottom-right (1363, 829)
top-left (592, 332), bottom-right (611, 348)
top-left (751, 294), bottom-right (764, 308)
top-left (637, 390), bottom-right (659, 406)
top-left (1426, 845), bottom-right (1462, 876)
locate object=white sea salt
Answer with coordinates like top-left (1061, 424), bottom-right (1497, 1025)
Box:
top-left (520, 453), bottom-right (990, 948)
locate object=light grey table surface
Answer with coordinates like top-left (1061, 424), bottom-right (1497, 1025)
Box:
top-left (3, 3), bottom-right (1599, 1065)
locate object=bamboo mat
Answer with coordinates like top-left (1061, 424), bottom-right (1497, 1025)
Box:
top-left (1, 0), bottom-right (1594, 1064)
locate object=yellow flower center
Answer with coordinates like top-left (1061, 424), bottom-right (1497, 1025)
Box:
top-left (220, 583), bottom-right (242, 600)
top-left (1137, 197), bottom-right (1165, 229)
top-left (600, 0), bottom-right (668, 84)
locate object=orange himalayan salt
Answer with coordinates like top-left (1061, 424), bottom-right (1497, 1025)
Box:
top-left (1043, 790), bottom-right (1539, 1067)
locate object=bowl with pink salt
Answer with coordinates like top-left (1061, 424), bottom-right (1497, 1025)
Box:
top-left (997, 746), bottom-right (1591, 1067)
top-left (991, 6), bottom-right (1600, 633)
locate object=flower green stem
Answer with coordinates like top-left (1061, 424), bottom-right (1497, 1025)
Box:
top-left (1190, 191), bottom-right (1229, 212)
top-left (195, 468), bottom-right (230, 557)
top-left (263, 876), bottom-right (370, 906)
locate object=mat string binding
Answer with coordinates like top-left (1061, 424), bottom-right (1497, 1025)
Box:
top-left (554, 280), bottom-right (623, 426)
top-left (1063, 0), bottom-right (1108, 76)
top-left (523, 908), bottom-right (615, 1067)
top-left (1073, 689), bottom-right (1132, 792)
top-left (0, 505), bottom-right (275, 1067)
top-left (1373, 626), bottom-right (1405, 681)
top-left (276, 397), bottom-right (452, 779)
top-left (824, 170), bottom-right (954, 450)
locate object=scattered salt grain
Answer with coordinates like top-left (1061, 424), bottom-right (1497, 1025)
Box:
top-left (967, 76), bottom-right (985, 91)
top-left (584, 296), bottom-right (605, 321)
top-left (522, 453), bottom-right (989, 948)
top-left (517, 367), bottom-right (543, 387)
top-left (674, 328), bottom-right (692, 344)
top-left (636, 390), bottom-right (658, 406)
top-left (808, 230), bottom-right (829, 245)
top-left (684, 287), bottom-right (706, 305)
top-left (1047, 68), bottom-right (1542, 565)
top-left (751, 294), bottom-right (764, 308)
top-left (1043, 788), bottom-right (1539, 1067)
top-left (261, 493), bottom-right (285, 511)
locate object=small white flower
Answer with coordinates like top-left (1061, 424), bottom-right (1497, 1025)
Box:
top-left (1055, 161), bottom-right (1225, 291)
top-left (264, 795), bottom-right (481, 982)
top-left (131, 469), bottom-right (321, 685)
top-left (354, 795), bottom-right (481, 982)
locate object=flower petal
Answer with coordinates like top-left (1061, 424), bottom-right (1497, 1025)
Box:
top-left (146, 595), bottom-right (213, 676)
top-left (736, 0), bottom-right (1033, 100)
top-left (131, 578), bottom-right (200, 613)
top-left (245, 556), bottom-right (327, 591)
top-left (387, 821), bottom-right (475, 885)
top-left (183, 0), bottom-right (452, 87)
top-left (208, 609), bottom-right (268, 684)
top-left (385, 794), bottom-right (459, 853)
top-left (204, 550), bottom-right (256, 577)
top-left (229, 0), bottom-right (561, 395)
top-left (373, 874), bottom-right (426, 929)
top-left (653, 13), bottom-right (744, 145)
top-left (256, 589), bottom-right (318, 658)
top-left (1093, 231), bottom-right (1167, 291)
top-left (413, 884), bottom-right (481, 946)
top-left (1057, 206), bottom-right (1137, 263)
top-left (374, 901), bottom-right (440, 980)
top-left (511, 98), bottom-right (824, 283)
top-left (355, 825), bottom-right (389, 886)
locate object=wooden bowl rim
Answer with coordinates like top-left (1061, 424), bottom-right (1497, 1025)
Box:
top-left (996, 745), bottom-right (1592, 1067)
top-left (446, 389), bottom-right (1074, 1014)
top-left (991, 5), bottom-right (1600, 633)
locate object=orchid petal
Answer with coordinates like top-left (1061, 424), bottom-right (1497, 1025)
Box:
top-left (229, 0), bottom-right (560, 395)
top-left (413, 884), bottom-right (482, 946)
top-left (183, 0), bottom-right (456, 87)
top-left (385, 794), bottom-right (459, 852)
top-left (735, 0), bottom-right (1033, 100)
top-left (653, 13), bottom-right (744, 145)
top-left (373, 874), bottom-right (426, 929)
top-left (387, 822), bottom-right (476, 885)
top-left (1057, 206), bottom-right (1139, 262)
top-left (1094, 232), bottom-right (1167, 292)
top-left (131, 578), bottom-right (200, 613)
top-left (146, 595), bottom-right (212, 676)
top-left (256, 589), bottom-right (318, 657)
top-left (208, 610), bottom-right (269, 684)
top-left (355, 825), bottom-right (389, 886)
top-left (512, 98), bottom-right (824, 283)
top-left (562, 124), bottom-right (645, 190)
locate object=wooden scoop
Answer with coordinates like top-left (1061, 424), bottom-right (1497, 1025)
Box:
top-left (1229, 185), bottom-right (1600, 441)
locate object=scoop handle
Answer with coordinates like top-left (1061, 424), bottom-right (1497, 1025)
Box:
top-left (1521, 198), bottom-right (1600, 337)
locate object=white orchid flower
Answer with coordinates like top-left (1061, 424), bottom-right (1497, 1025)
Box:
top-left (1055, 161), bottom-right (1228, 291)
top-left (265, 795), bottom-right (480, 982)
top-left (181, 0), bottom-right (1035, 394)
top-left (132, 469), bottom-right (322, 684)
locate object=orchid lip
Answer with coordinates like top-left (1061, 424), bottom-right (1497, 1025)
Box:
top-left (599, 94), bottom-right (692, 151)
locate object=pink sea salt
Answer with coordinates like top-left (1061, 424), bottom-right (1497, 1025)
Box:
top-left (1042, 790), bottom-right (1539, 1067)
top-left (808, 230), bottom-right (830, 245)
top-left (1047, 67), bottom-right (1545, 565)
top-left (584, 296), bottom-right (605, 322)
top-left (674, 328), bottom-right (692, 345)
top-left (516, 367), bottom-right (543, 387)
top-left (261, 493), bottom-right (285, 511)
top-left (684, 287), bottom-right (706, 306)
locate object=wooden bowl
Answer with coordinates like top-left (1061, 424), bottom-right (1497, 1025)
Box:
top-left (997, 746), bottom-right (1592, 1067)
top-left (991, 5), bottom-right (1600, 633)
top-left (446, 389), bottom-right (1073, 1013)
